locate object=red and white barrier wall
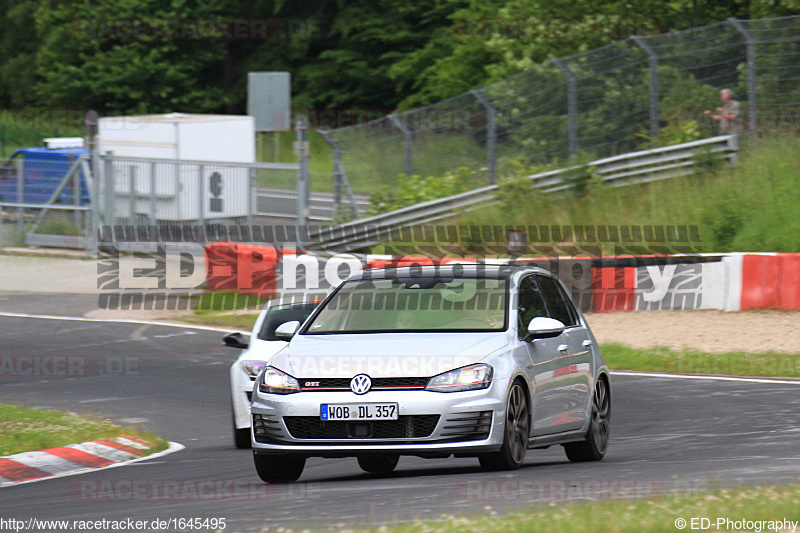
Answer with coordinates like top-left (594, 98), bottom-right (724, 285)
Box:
top-left (201, 243), bottom-right (800, 313)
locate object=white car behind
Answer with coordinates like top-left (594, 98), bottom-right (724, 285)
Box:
top-left (224, 300), bottom-right (319, 448)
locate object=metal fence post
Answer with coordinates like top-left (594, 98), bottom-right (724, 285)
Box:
top-left (128, 166), bottom-right (136, 227)
top-left (247, 166), bottom-right (255, 233)
top-left (150, 162), bottom-right (157, 225)
top-left (319, 129), bottom-right (358, 220)
top-left (551, 58), bottom-right (578, 157)
top-left (69, 153), bottom-right (80, 229)
top-left (103, 152), bottom-right (115, 228)
top-left (728, 18), bottom-right (758, 142)
top-left (295, 115), bottom-right (310, 248)
top-left (470, 89), bottom-right (498, 184)
top-left (16, 157), bottom-right (24, 244)
top-left (197, 164), bottom-right (205, 230)
top-left (632, 36), bottom-right (660, 142)
top-left (90, 151), bottom-right (100, 251)
top-left (388, 114), bottom-right (413, 177)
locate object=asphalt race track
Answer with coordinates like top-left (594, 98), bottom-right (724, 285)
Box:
top-left (1, 293), bottom-right (800, 531)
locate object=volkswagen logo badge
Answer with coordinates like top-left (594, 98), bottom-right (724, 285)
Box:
top-left (350, 374), bottom-right (372, 395)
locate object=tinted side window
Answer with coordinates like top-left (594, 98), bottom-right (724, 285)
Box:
top-left (536, 275), bottom-right (578, 327)
top-left (517, 276), bottom-right (548, 339)
top-left (258, 303), bottom-right (318, 341)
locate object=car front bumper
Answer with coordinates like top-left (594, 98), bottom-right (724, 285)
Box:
top-left (250, 377), bottom-right (510, 456)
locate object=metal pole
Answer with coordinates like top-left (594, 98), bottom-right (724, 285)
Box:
top-left (91, 151), bottom-right (100, 252)
top-left (198, 164), bottom-right (205, 230)
top-left (16, 157), bottom-right (24, 243)
top-left (71, 153), bottom-right (80, 229)
top-left (247, 167), bottom-right (255, 236)
top-left (551, 58), bottom-right (578, 157)
top-left (150, 162), bottom-right (157, 225)
top-left (317, 129), bottom-right (341, 218)
top-left (128, 165), bottom-right (136, 227)
top-left (103, 152), bottom-right (115, 228)
top-left (295, 115), bottom-right (310, 248)
top-left (388, 114), bottom-right (413, 177)
top-left (318, 129), bottom-right (358, 220)
top-left (470, 89), bottom-right (498, 184)
top-left (632, 36), bottom-right (660, 142)
top-left (728, 18), bottom-right (758, 142)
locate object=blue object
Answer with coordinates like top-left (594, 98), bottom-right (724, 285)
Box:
top-left (0, 147), bottom-right (90, 205)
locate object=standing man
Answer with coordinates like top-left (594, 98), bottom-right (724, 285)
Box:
top-left (705, 89), bottom-right (742, 134)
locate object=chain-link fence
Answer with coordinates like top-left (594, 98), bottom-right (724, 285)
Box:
top-left (320, 15), bottom-right (800, 201)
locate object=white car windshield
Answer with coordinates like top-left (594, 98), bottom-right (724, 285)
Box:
top-left (303, 277), bottom-right (507, 334)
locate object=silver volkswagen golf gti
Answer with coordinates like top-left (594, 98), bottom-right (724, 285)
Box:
top-left (250, 264), bottom-right (611, 482)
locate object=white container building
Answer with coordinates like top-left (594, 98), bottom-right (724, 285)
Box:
top-left (98, 113), bottom-right (256, 223)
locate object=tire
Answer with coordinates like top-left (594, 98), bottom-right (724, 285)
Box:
top-left (232, 411), bottom-right (251, 449)
top-left (479, 381), bottom-right (529, 471)
top-left (253, 453), bottom-right (306, 483)
top-left (357, 455), bottom-right (399, 474)
top-left (564, 377), bottom-right (610, 462)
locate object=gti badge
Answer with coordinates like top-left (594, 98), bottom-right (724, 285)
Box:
top-left (350, 374), bottom-right (372, 395)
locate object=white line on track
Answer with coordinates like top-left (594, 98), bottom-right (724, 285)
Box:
top-left (611, 370), bottom-right (800, 385)
top-left (0, 312), bottom-right (240, 333)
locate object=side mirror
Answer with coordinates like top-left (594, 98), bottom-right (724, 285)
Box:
top-left (275, 320), bottom-right (300, 341)
top-left (222, 332), bottom-right (249, 349)
top-left (524, 317), bottom-right (566, 342)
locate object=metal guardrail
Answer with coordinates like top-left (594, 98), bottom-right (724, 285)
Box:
top-left (307, 135), bottom-right (739, 251)
top-left (255, 187), bottom-right (371, 221)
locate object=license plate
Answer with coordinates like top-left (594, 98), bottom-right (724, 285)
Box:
top-left (320, 403), bottom-right (398, 421)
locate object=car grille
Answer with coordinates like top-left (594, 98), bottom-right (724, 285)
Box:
top-left (283, 415), bottom-right (440, 440)
top-left (299, 377), bottom-right (429, 392)
top-left (439, 411), bottom-right (493, 441)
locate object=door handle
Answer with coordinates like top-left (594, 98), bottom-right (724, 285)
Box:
top-left (582, 340), bottom-right (593, 348)
top-left (558, 344), bottom-right (568, 352)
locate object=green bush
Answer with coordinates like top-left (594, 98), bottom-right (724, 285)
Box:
top-left (367, 167), bottom-right (471, 215)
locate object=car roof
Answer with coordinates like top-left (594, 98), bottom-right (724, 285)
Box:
top-left (349, 263), bottom-right (553, 281)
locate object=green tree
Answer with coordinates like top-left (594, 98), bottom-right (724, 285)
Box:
top-left (34, 0), bottom-right (229, 114)
top-left (0, 0), bottom-right (42, 108)
top-left (297, 0), bottom-right (460, 111)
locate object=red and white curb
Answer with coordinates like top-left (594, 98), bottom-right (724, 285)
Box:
top-left (0, 436), bottom-right (184, 488)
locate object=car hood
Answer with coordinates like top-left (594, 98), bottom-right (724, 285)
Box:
top-left (270, 332), bottom-right (510, 378)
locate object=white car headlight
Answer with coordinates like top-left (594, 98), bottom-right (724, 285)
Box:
top-left (258, 366), bottom-right (300, 395)
top-left (240, 360), bottom-right (266, 379)
top-left (425, 363), bottom-right (493, 393)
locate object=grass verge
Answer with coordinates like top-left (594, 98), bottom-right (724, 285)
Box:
top-left (346, 483), bottom-right (800, 533)
top-left (176, 290), bottom-right (266, 330)
top-left (0, 404), bottom-right (169, 457)
top-left (373, 135), bottom-right (800, 254)
top-left (178, 312), bottom-right (260, 330)
top-left (601, 343), bottom-right (800, 378)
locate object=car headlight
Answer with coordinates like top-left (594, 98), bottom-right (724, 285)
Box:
top-left (258, 366), bottom-right (300, 395)
top-left (240, 360), bottom-right (266, 379)
top-left (425, 363), bottom-right (493, 393)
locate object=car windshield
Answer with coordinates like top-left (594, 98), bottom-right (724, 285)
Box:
top-left (258, 302), bottom-right (318, 341)
top-left (303, 277), bottom-right (507, 334)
